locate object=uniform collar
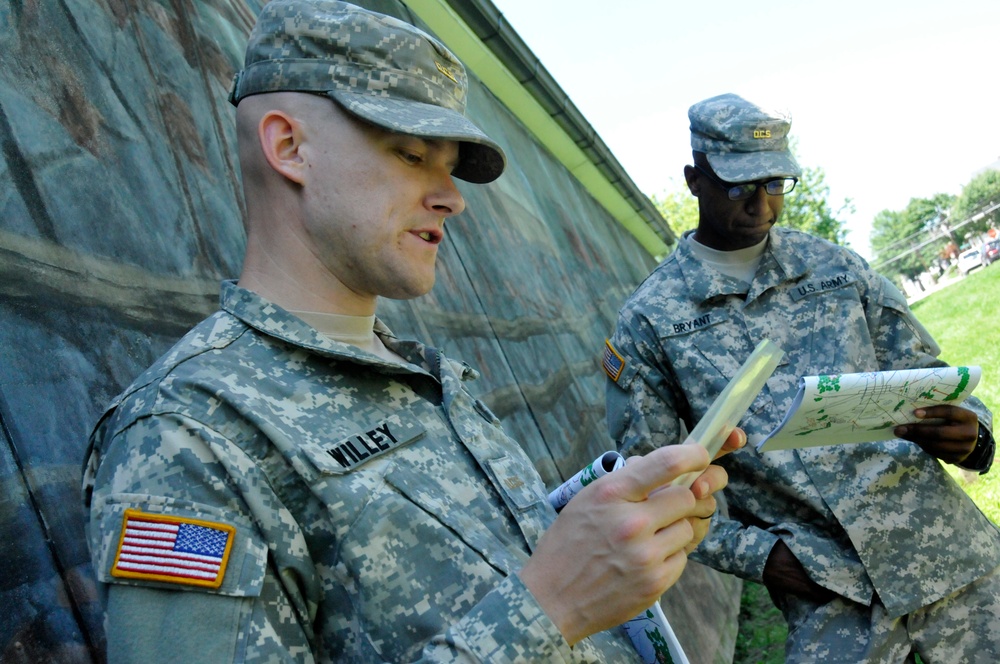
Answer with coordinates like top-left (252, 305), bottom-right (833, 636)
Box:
top-left (676, 228), bottom-right (811, 304)
top-left (218, 280), bottom-right (429, 371)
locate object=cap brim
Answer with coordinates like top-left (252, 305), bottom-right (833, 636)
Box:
top-left (328, 91), bottom-right (506, 184)
top-left (707, 150), bottom-right (801, 183)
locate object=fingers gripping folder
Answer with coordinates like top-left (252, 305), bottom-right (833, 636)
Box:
top-left (548, 451), bottom-right (689, 664)
top-left (547, 340), bottom-right (784, 663)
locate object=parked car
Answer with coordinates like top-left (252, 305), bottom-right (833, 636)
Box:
top-left (957, 248), bottom-right (982, 276)
top-left (981, 239), bottom-right (1000, 266)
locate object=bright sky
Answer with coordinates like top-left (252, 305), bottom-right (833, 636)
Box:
top-left (489, 0), bottom-right (1000, 259)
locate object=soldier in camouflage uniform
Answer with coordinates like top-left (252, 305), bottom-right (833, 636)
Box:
top-left (82, 2), bottom-right (737, 662)
top-left (605, 93), bottom-right (1000, 662)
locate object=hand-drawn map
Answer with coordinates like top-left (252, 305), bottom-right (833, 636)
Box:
top-left (758, 366), bottom-right (981, 451)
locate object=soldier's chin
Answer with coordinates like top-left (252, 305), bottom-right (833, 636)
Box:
top-left (733, 222), bottom-right (772, 243)
top-left (385, 277), bottom-right (437, 301)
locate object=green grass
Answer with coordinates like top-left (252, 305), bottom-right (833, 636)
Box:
top-left (911, 264), bottom-right (1000, 524)
top-left (733, 263), bottom-right (1000, 661)
top-left (733, 581), bottom-right (786, 664)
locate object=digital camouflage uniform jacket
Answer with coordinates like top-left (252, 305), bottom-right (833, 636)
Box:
top-left (84, 282), bottom-right (639, 663)
top-left (606, 227), bottom-right (1000, 619)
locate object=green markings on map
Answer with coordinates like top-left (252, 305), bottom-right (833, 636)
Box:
top-left (944, 366), bottom-right (971, 401)
top-left (816, 375), bottom-right (840, 397)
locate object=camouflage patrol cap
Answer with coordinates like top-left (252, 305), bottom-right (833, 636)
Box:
top-left (689, 93), bottom-right (801, 183)
top-left (228, 0), bottom-right (506, 184)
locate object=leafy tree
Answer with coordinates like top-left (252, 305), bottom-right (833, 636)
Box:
top-left (871, 209), bottom-right (907, 280)
top-left (949, 169), bottom-right (1000, 244)
top-left (870, 194), bottom-right (955, 283)
top-left (651, 181), bottom-right (699, 238)
top-left (780, 163), bottom-right (852, 245)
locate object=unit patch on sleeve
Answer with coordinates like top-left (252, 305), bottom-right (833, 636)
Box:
top-left (603, 339), bottom-right (626, 382)
top-left (111, 509), bottom-right (235, 589)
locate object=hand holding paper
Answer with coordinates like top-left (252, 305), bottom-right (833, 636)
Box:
top-left (894, 403), bottom-right (982, 465)
top-left (758, 366), bottom-right (981, 452)
top-left (522, 445), bottom-right (713, 653)
top-left (524, 341), bottom-right (780, 659)
top-left (545, 451), bottom-right (701, 664)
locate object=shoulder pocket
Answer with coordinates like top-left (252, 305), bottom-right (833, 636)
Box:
top-left (485, 454), bottom-right (546, 512)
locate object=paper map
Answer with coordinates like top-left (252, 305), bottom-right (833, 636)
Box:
top-left (758, 366), bottom-right (981, 451)
top-left (544, 342), bottom-right (787, 664)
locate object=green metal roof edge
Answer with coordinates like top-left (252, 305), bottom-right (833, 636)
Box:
top-left (405, 0), bottom-right (674, 259)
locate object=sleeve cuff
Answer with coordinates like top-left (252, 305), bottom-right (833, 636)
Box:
top-left (958, 422), bottom-right (995, 474)
top-left (437, 573), bottom-right (575, 662)
top-left (692, 520), bottom-right (780, 584)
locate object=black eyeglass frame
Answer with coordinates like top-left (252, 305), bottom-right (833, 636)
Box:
top-left (694, 164), bottom-right (798, 201)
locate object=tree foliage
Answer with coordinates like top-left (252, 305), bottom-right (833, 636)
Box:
top-left (651, 181), bottom-right (699, 238)
top-left (950, 169), bottom-right (1000, 244)
top-left (870, 194), bottom-right (955, 283)
top-left (780, 163), bottom-right (853, 245)
top-left (869, 167), bottom-right (1000, 290)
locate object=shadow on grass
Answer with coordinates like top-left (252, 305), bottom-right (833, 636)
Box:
top-left (733, 581), bottom-right (785, 664)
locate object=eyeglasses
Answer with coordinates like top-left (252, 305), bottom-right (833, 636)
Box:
top-left (694, 164), bottom-right (798, 201)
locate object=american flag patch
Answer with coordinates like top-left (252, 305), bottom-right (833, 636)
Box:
top-left (111, 510), bottom-right (235, 589)
top-left (603, 339), bottom-right (626, 382)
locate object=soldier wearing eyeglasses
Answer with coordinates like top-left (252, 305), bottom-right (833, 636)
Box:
top-left (605, 93), bottom-right (999, 662)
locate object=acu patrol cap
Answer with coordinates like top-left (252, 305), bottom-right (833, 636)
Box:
top-left (689, 93), bottom-right (801, 183)
top-left (229, 0), bottom-right (506, 184)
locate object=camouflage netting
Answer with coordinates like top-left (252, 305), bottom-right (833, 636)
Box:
top-left (0, 1), bottom-right (739, 661)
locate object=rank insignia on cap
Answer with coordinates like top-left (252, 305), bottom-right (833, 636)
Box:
top-left (435, 61), bottom-right (459, 84)
top-left (111, 510), bottom-right (235, 589)
top-left (603, 339), bottom-right (626, 382)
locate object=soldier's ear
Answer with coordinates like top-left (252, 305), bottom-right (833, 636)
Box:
top-left (258, 110), bottom-right (307, 185)
top-left (683, 165), bottom-right (700, 196)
